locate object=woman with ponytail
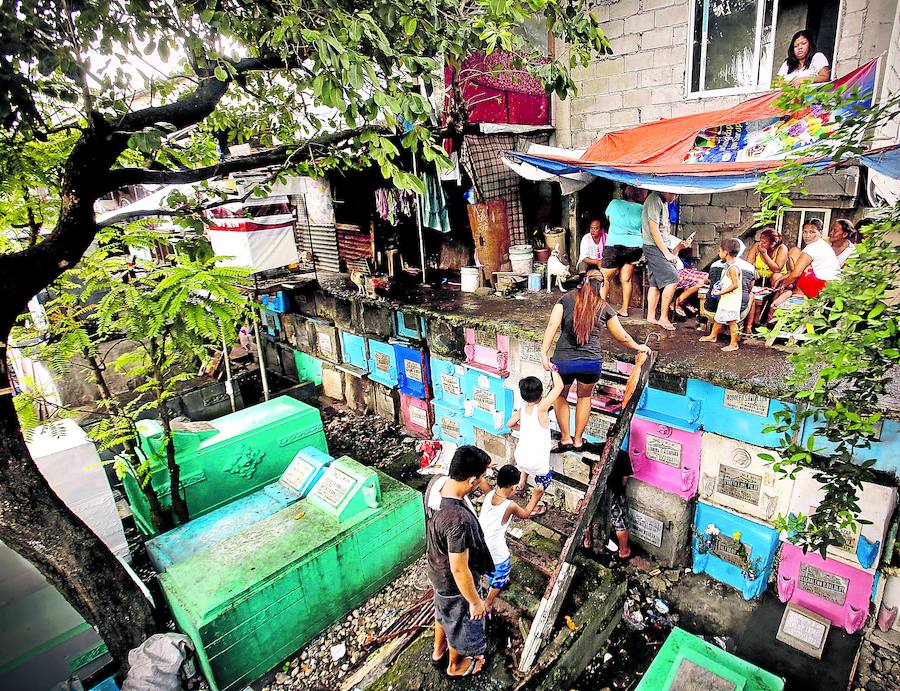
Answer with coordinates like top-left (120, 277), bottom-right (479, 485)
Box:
top-left (539, 271), bottom-right (651, 452)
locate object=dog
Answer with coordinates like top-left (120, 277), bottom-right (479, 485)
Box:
top-left (546, 250), bottom-right (570, 292)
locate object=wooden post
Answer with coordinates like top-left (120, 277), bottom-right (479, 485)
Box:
top-left (517, 350), bottom-right (656, 674)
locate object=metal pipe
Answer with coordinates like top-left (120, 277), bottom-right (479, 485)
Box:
top-left (221, 329), bottom-right (236, 413)
top-left (412, 157), bottom-right (427, 285)
top-left (253, 274), bottom-right (270, 401)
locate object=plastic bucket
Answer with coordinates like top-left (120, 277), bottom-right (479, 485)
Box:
top-left (461, 267), bottom-right (481, 293)
top-left (544, 228), bottom-right (567, 259)
top-left (509, 244), bottom-right (533, 276)
top-left (527, 273), bottom-right (542, 291)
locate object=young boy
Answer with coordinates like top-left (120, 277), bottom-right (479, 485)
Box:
top-left (507, 368), bottom-right (564, 494)
top-left (478, 464), bottom-right (545, 610)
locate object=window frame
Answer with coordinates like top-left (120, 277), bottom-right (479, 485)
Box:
top-left (776, 207), bottom-right (832, 247)
top-left (685, 0), bottom-right (782, 99)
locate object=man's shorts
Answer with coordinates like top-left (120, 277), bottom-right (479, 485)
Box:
top-left (601, 244), bottom-right (643, 270)
top-left (488, 557), bottom-right (512, 590)
top-left (643, 244), bottom-right (680, 289)
top-left (533, 469), bottom-right (553, 490)
top-left (433, 589), bottom-right (487, 657)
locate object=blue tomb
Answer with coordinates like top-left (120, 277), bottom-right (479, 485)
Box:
top-left (462, 367), bottom-right (514, 434)
top-left (687, 379), bottom-right (793, 448)
top-left (393, 343), bottom-right (430, 400)
top-left (367, 338), bottom-right (398, 388)
top-left (430, 358), bottom-right (466, 412)
top-left (339, 330), bottom-right (369, 376)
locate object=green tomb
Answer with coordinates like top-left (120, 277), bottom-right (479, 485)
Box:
top-left (157, 456), bottom-right (425, 691)
top-left (121, 396), bottom-right (328, 535)
top-left (637, 628), bottom-right (784, 691)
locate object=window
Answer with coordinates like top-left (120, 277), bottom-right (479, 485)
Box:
top-left (687, 1), bottom-right (841, 98)
top-left (777, 207), bottom-right (831, 247)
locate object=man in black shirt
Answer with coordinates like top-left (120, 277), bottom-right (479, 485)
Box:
top-left (425, 445), bottom-right (493, 677)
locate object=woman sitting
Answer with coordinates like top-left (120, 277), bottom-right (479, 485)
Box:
top-left (828, 218), bottom-right (857, 267)
top-left (745, 227), bottom-right (789, 287)
top-left (776, 30), bottom-right (830, 85)
top-left (771, 219), bottom-right (840, 308)
top-left (600, 185), bottom-right (647, 317)
top-left (540, 271), bottom-right (650, 453)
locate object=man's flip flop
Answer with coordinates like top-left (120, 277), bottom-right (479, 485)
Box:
top-left (446, 655), bottom-right (486, 678)
top-left (554, 442), bottom-right (574, 453)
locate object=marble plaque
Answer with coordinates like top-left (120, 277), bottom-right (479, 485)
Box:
top-left (474, 387), bottom-right (496, 412)
top-left (646, 434), bottom-right (682, 467)
top-left (717, 465), bottom-right (763, 505)
top-left (317, 332), bottom-right (334, 358)
top-left (313, 467), bottom-right (356, 508)
top-left (171, 421), bottom-right (216, 433)
top-left (404, 359), bottom-right (423, 382)
top-left (375, 351), bottom-right (391, 373)
top-left (723, 389), bottom-right (770, 417)
top-left (669, 658), bottom-right (736, 691)
top-left (440, 372), bottom-right (461, 397)
top-left (409, 405), bottom-right (429, 429)
top-left (776, 603), bottom-right (830, 659)
top-left (441, 416), bottom-right (460, 439)
top-left (712, 534), bottom-right (750, 568)
top-left (798, 563), bottom-right (848, 605)
top-left (628, 507), bottom-right (663, 548)
top-left (280, 459), bottom-right (315, 493)
top-left (519, 340), bottom-right (543, 364)
top-left (585, 413), bottom-right (613, 440)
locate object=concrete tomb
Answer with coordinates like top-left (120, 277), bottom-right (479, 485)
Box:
top-left (338, 329), bottom-right (369, 376)
top-left (463, 366), bottom-right (514, 435)
top-left (393, 342), bottom-right (430, 400)
top-left (636, 627), bottom-right (783, 690)
top-left (157, 456), bottom-right (424, 691)
top-left (122, 397), bottom-right (328, 535)
top-left (429, 357), bottom-right (466, 411)
top-left (626, 476), bottom-right (694, 567)
top-left (400, 392), bottom-right (433, 437)
top-left (393, 309), bottom-right (427, 343)
top-left (699, 434), bottom-right (795, 527)
top-left (463, 327), bottom-right (510, 378)
top-left (777, 543), bottom-right (874, 634)
top-left (366, 337), bottom-right (398, 388)
top-left (783, 469), bottom-right (897, 572)
top-left (693, 502), bottom-right (780, 600)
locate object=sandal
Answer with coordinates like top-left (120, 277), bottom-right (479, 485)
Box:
top-left (674, 305), bottom-right (687, 319)
top-left (554, 442), bottom-right (574, 453)
top-left (446, 655), bottom-right (485, 678)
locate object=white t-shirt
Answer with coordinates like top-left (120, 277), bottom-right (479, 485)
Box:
top-left (802, 238), bottom-right (841, 280)
top-left (778, 52), bottom-right (829, 81)
top-left (835, 242), bottom-right (856, 267)
top-left (578, 233), bottom-right (604, 265)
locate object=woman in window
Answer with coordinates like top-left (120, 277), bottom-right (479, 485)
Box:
top-left (777, 30), bottom-right (830, 84)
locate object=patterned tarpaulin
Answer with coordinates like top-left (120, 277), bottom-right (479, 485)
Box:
top-left (504, 60), bottom-right (883, 194)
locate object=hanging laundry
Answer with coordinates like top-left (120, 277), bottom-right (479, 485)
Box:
top-left (421, 171), bottom-right (451, 233)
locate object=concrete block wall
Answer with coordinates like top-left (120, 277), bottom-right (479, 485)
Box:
top-left (554, 0), bottom-right (899, 264)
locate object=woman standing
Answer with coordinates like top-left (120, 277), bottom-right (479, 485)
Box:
top-left (828, 218), bottom-right (857, 267)
top-left (540, 271), bottom-right (651, 452)
top-left (777, 30), bottom-right (830, 84)
top-left (600, 185), bottom-right (647, 317)
top-left (745, 227), bottom-right (789, 286)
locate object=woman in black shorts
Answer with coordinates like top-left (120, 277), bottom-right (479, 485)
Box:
top-left (540, 271), bottom-right (651, 452)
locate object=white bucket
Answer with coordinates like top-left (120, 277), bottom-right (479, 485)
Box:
top-left (509, 244), bottom-right (533, 276)
top-left (461, 267), bottom-right (481, 293)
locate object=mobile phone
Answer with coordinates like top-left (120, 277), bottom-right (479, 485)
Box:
top-left (686, 232), bottom-right (696, 245)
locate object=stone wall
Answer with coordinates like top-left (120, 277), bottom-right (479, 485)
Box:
top-left (553, 0), bottom-right (899, 263)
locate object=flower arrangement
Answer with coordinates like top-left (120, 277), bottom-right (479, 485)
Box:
top-left (696, 524), bottom-right (718, 554)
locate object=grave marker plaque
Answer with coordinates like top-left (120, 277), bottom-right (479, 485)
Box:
top-left (312, 467), bottom-right (356, 508)
top-left (409, 405), bottom-right (429, 429)
top-left (646, 434), bottom-right (682, 467)
top-left (776, 603), bottom-right (830, 659)
top-left (628, 507), bottom-right (664, 548)
top-left (668, 658), bottom-right (737, 691)
top-left (317, 332), bottom-right (334, 359)
top-left (585, 412), bottom-right (613, 440)
top-left (375, 351), bottom-right (391, 373)
top-left (404, 359), bottom-right (423, 382)
top-left (717, 465), bottom-right (763, 505)
top-left (798, 563), bottom-right (848, 605)
top-left (712, 534), bottom-right (750, 568)
top-left (280, 458), bottom-right (315, 493)
top-left (441, 416), bottom-right (460, 439)
top-left (519, 340), bottom-right (543, 364)
top-left (440, 373), bottom-right (461, 397)
top-left (474, 330), bottom-right (496, 348)
top-left (723, 389), bottom-right (770, 417)
top-left (474, 387), bottom-right (496, 413)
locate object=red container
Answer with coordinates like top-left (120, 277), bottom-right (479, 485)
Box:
top-left (400, 393), bottom-right (434, 438)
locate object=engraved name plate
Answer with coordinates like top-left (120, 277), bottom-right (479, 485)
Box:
top-left (717, 465), bottom-right (763, 505)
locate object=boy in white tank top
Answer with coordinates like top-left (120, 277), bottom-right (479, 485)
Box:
top-left (508, 368), bottom-right (564, 495)
top-left (478, 464), bottom-right (545, 610)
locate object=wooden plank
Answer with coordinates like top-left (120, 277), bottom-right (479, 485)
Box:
top-left (516, 351), bottom-right (656, 674)
top-left (508, 535), bottom-right (557, 577)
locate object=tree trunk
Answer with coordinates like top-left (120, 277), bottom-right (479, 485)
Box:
top-left (85, 352), bottom-right (172, 531)
top-left (0, 347), bottom-right (162, 669)
top-left (150, 343), bottom-right (189, 525)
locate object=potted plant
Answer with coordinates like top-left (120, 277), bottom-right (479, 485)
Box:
top-left (532, 226), bottom-right (551, 263)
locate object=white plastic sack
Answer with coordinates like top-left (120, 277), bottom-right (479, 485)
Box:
top-left (122, 633), bottom-right (194, 691)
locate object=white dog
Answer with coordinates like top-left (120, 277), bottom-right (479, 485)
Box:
top-left (546, 250), bottom-right (570, 292)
